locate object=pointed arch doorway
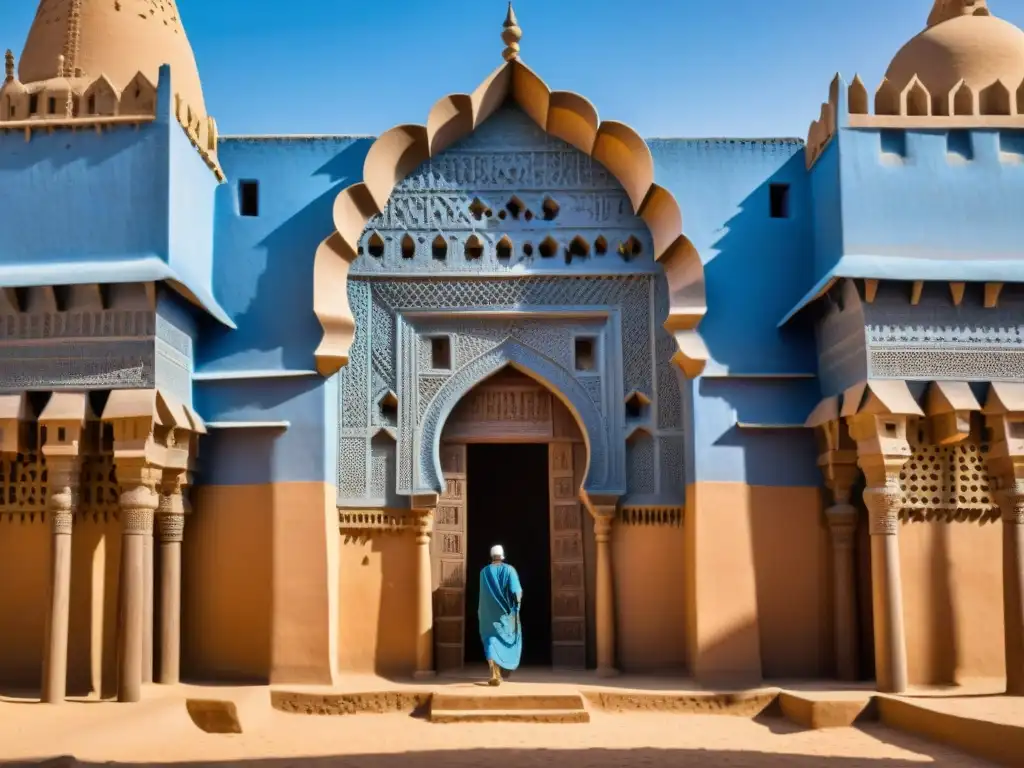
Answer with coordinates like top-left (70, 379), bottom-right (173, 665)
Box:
top-left (432, 366), bottom-right (592, 673)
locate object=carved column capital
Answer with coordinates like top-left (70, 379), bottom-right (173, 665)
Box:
top-left (117, 461), bottom-right (161, 536)
top-left (594, 514), bottom-right (615, 542)
top-left (997, 481), bottom-right (1024, 526)
top-left (46, 456), bottom-right (81, 536)
top-left (156, 469), bottom-right (187, 543)
top-left (863, 477), bottom-right (903, 536)
top-left (826, 503), bottom-right (858, 548)
top-left (414, 508), bottom-right (434, 545)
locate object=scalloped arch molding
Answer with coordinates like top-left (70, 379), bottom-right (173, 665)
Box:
top-left (312, 59), bottom-right (709, 378)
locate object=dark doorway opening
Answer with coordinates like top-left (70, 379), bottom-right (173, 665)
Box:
top-left (464, 443), bottom-right (552, 667)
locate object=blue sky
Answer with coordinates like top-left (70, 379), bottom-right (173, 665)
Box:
top-left (2, 0), bottom-right (1023, 138)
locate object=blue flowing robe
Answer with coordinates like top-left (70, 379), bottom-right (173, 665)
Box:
top-left (478, 562), bottom-right (523, 671)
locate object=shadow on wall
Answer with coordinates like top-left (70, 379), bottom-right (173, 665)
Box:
top-left (201, 139), bottom-right (373, 371)
top-left (703, 379), bottom-right (830, 682)
top-left (699, 155), bottom-right (816, 374)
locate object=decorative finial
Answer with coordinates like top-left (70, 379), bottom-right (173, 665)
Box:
top-left (927, 0), bottom-right (990, 28)
top-left (57, 54), bottom-right (65, 78)
top-left (4, 50), bottom-right (13, 82)
top-left (502, 2), bottom-right (522, 62)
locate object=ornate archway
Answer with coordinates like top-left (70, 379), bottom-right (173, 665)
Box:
top-left (311, 7), bottom-right (708, 380)
top-left (417, 339), bottom-right (617, 496)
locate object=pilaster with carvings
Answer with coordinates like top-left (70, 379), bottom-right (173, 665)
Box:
top-left (982, 382), bottom-right (1024, 695)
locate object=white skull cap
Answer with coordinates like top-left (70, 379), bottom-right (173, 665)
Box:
top-left (490, 544), bottom-right (505, 560)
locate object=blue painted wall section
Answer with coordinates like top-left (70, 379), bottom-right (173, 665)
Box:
top-left (0, 65), bottom-right (229, 325)
top-left (195, 135), bottom-right (371, 486)
top-left (652, 139), bottom-right (819, 487)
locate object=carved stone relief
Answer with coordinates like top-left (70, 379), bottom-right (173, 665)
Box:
top-left (814, 279), bottom-right (1024, 395)
top-left (335, 106), bottom-right (688, 507)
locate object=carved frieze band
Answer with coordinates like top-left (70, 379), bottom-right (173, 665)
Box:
top-left (338, 509), bottom-right (416, 534)
top-left (618, 506), bottom-right (683, 526)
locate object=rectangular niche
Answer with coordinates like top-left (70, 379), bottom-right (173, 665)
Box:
top-left (430, 336), bottom-right (452, 371)
top-left (574, 336), bottom-right (598, 372)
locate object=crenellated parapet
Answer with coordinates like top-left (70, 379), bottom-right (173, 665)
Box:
top-left (805, 71), bottom-right (1024, 168)
top-left (0, 50), bottom-right (222, 181)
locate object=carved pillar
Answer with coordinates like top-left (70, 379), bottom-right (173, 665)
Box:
top-left (40, 457), bottom-right (80, 704)
top-left (413, 508), bottom-right (435, 678)
top-left (814, 414), bottom-right (861, 682)
top-left (116, 462), bottom-right (160, 703)
top-left (983, 392), bottom-right (1024, 696)
top-left (848, 411), bottom-right (911, 694)
top-left (142, 514), bottom-right (154, 685)
top-left (827, 500), bottom-right (859, 682)
top-left (157, 470), bottom-right (186, 685)
top-left (997, 482), bottom-right (1024, 695)
top-left (593, 510), bottom-right (618, 677)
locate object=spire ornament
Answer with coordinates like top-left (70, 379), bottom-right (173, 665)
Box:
top-left (502, 3), bottom-right (522, 62)
top-left (4, 50), bottom-right (13, 82)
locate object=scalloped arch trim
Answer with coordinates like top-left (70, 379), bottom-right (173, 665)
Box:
top-left (313, 59), bottom-right (709, 376)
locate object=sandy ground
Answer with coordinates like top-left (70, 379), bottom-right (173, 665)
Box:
top-left (0, 700), bottom-right (998, 767)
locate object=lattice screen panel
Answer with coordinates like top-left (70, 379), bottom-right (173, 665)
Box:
top-left (899, 433), bottom-right (998, 522)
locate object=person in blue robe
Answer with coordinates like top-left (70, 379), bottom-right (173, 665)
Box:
top-left (478, 544), bottom-right (523, 686)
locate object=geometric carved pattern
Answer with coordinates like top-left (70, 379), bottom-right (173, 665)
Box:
top-left (0, 452), bottom-right (46, 520)
top-left (433, 443), bottom-right (467, 672)
top-left (899, 430), bottom-right (999, 522)
top-left (417, 339), bottom-right (619, 494)
top-left (335, 108), bottom-right (687, 505)
top-left (548, 442), bottom-right (586, 669)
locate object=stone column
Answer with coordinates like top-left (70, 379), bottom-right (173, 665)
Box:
top-left (142, 517), bottom-right (154, 684)
top-left (40, 457), bottom-right (80, 704)
top-left (998, 481), bottom-right (1024, 696)
top-left (413, 509), bottom-right (435, 679)
top-left (594, 513), bottom-right (618, 677)
top-left (863, 471), bottom-right (909, 694)
top-left (157, 471), bottom-right (186, 685)
top-left (826, 502), bottom-right (859, 682)
top-left (116, 463), bottom-right (160, 703)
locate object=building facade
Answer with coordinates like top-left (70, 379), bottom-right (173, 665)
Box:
top-left (0, 0), bottom-right (1022, 702)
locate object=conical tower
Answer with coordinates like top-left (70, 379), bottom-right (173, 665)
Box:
top-left (16, 0), bottom-right (206, 120)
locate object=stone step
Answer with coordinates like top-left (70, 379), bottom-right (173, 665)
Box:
top-left (429, 707), bottom-right (590, 724)
top-left (431, 692), bottom-right (585, 712)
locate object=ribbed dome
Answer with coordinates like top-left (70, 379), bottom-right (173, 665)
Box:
top-left (18, 0), bottom-right (206, 117)
top-left (886, 8), bottom-right (1024, 95)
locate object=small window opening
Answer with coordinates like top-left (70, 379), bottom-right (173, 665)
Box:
top-left (574, 337), bottom-right (597, 372)
top-left (71, 96), bottom-right (80, 117)
top-left (568, 235), bottom-right (590, 260)
top-left (542, 197), bottom-right (561, 221)
top-left (239, 180), bottom-right (260, 217)
top-left (87, 94), bottom-right (96, 114)
top-left (465, 234), bottom-right (484, 260)
top-left (884, 421), bottom-right (898, 436)
top-left (595, 236), bottom-right (608, 255)
top-left (498, 210), bottom-right (507, 219)
top-left (769, 183), bottom-right (791, 219)
top-left (524, 209), bottom-right (534, 222)
top-left (57, 427), bottom-right (67, 442)
top-left (379, 391), bottom-right (398, 424)
top-left (400, 234), bottom-right (416, 259)
top-left (506, 196), bottom-right (524, 219)
top-left (496, 236), bottom-right (513, 260)
top-left (47, 97), bottom-right (56, 115)
top-left (617, 235), bottom-right (642, 260)
top-left (430, 336), bottom-right (451, 370)
top-left (29, 94), bottom-right (38, 114)
top-left (367, 232), bottom-right (385, 258)
top-left (625, 393), bottom-right (648, 420)
top-left (469, 198), bottom-right (487, 221)
top-left (432, 235), bottom-right (448, 261)
top-left (523, 242), bottom-right (534, 257)
top-left (539, 236), bottom-right (558, 258)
